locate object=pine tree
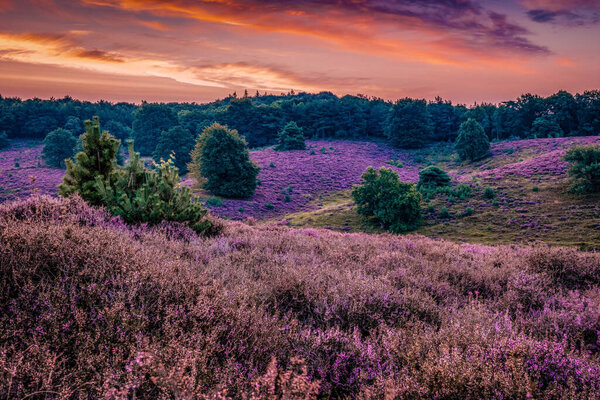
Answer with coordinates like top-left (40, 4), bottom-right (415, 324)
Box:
top-left (59, 116), bottom-right (121, 205)
top-left (189, 123), bottom-right (259, 199)
top-left (275, 121), bottom-right (306, 151)
top-left (96, 140), bottom-right (211, 233)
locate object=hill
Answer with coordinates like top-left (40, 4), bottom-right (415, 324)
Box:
top-left (2, 195), bottom-right (600, 398)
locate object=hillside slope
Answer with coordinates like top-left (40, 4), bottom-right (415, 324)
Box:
top-left (1, 196), bottom-right (600, 398)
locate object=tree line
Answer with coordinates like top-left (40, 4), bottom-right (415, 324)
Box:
top-left (1, 90), bottom-right (599, 154)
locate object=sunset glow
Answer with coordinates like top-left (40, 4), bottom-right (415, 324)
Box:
top-left (1, 0), bottom-right (599, 103)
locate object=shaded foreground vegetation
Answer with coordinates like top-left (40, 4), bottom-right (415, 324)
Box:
top-left (2, 195), bottom-right (600, 398)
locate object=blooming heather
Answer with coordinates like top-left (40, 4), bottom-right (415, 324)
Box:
top-left (1, 195), bottom-right (600, 398)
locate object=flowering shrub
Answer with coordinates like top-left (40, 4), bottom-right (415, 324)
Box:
top-left (2, 196), bottom-right (600, 398)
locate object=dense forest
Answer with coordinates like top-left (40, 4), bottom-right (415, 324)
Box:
top-left (1, 90), bottom-right (599, 154)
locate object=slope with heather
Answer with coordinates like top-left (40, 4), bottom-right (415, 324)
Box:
top-left (1, 195), bottom-right (600, 398)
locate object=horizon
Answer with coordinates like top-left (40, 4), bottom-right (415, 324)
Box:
top-left (0, 0), bottom-right (599, 104)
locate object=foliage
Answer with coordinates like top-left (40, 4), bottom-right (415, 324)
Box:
top-left (483, 187), bottom-right (495, 199)
top-left (42, 128), bottom-right (77, 168)
top-left (386, 98), bottom-right (434, 148)
top-left (275, 121), bottom-right (306, 151)
top-left (96, 141), bottom-right (211, 234)
top-left (153, 126), bottom-right (194, 174)
top-left (531, 114), bottom-right (564, 138)
top-left (455, 118), bottom-right (490, 161)
top-left (132, 103), bottom-right (178, 155)
top-left (352, 166), bottom-right (422, 232)
top-left (59, 117), bottom-right (121, 205)
top-left (563, 144), bottom-right (600, 193)
top-left (417, 166), bottom-right (451, 191)
top-left (189, 123), bottom-right (259, 198)
top-left (0, 131), bottom-right (10, 149)
top-left (3, 196), bottom-right (600, 398)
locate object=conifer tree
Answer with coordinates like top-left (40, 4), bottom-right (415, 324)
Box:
top-left (59, 116), bottom-right (121, 205)
top-left (275, 121), bottom-right (306, 151)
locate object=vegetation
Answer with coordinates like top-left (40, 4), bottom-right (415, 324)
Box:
top-left (189, 123), bottom-right (260, 199)
top-left (531, 114), bottom-right (564, 138)
top-left (275, 121), bottom-right (306, 150)
top-left (0, 132), bottom-right (9, 149)
top-left (153, 125), bottom-right (194, 174)
top-left (3, 195), bottom-right (600, 398)
top-left (386, 98), bottom-right (434, 148)
top-left (563, 144), bottom-right (600, 193)
top-left (352, 166), bottom-right (422, 232)
top-left (455, 118), bottom-right (490, 161)
top-left (417, 166), bottom-right (451, 191)
top-left (132, 103), bottom-right (178, 155)
top-left (97, 141), bottom-right (212, 233)
top-left (59, 117), bottom-right (121, 205)
top-left (41, 128), bottom-right (77, 168)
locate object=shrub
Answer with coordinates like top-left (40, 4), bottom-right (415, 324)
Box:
top-left (59, 117), bottom-right (121, 205)
top-left (0, 132), bottom-right (9, 149)
top-left (275, 121), bottom-right (306, 151)
top-left (205, 197), bottom-right (223, 208)
top-left (284, 194), bottom-right (291, 202)
top-left (153, 125), bottom-right (194, 174)
top-left (563, 144), bottom-right (600, 193)
top-left (96, 140), bottom-right (212, 234)
top-left (189, 123), bottom-right (260, 199)
top-left (417, 166), bottom-right (451, 191)
top-left (455, 118), bottom-right (490, 162)
top-left (270, 162), bottom-right (275, 168)
top-left (462, 206), bottom-right (474, 216)
top-left (42, 128), bottom-right (77, 168)
top-left (532, 186), bottom-right (539, 192)
top-left (440, 207), bottom-right (450, 219)
top-left (265, 202), bottom-right (274, 209)
top-left (352, 166), bottom-right (422, 232)
top-left (483, 187), bottom-right (495, 199)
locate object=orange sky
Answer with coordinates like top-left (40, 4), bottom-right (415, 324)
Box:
top-left (0, 0), bottom-right (599, 104)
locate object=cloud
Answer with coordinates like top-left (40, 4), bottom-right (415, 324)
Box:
top-left (522, 0), bottom-right (600, 25)
top-left (82, 0), bottom-right (549, 61)
top-left (75, 49), bottom-right (125, 63)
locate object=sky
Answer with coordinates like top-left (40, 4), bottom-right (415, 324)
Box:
top-left (0, 0), bottom-right (599, 104)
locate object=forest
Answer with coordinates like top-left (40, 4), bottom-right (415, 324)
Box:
top-left (2, 90), bottom-right (599, 152)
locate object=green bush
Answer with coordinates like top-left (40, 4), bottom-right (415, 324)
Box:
top-left (352, 166), bottom-right (422, 233)
top-left (563, 144), bottom-right (600, 193)
top-left (532, 186), bottom-right (539, 192)
top-left (275, 121), bottom-right (306, 151)
top-left (265, 202), bottom-right (274, 210)
top-left (483, 187), bottom-right (495, 199)
top-left (189, 123), bottom-right (260, 199)
top-left (42, 128), bottom-right (77, 168)
top-left (455, 118), bottom-right (490, 162)
top-left (204, 197), bottom-right (223, 208)
top-left (440, 207), bottom-right (450, 219)
top-left (462, 207), bottom-right (474, 217)
top-left (417, 166), bottom-right (451, 191)
top-left (96, 140), bottom-right (212, 234)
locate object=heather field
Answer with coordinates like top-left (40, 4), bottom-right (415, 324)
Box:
top-left (285, 136), bottom-right (600, 248)
top-left (2, 195), bottom-right (600, 398)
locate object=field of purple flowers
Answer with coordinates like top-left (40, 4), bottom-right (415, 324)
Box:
top-left (2, 195), bottom-right (600, 398)
top-left (192, 140), bottom-right (418, 220)
top-left (0, 141), bottom-right (63, 202)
